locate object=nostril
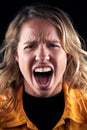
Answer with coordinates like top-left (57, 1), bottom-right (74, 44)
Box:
top-left (35, 54), bottom-right (50, 61)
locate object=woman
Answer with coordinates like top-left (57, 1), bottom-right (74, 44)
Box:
top-left (0, 3), bottom-right (87, 130)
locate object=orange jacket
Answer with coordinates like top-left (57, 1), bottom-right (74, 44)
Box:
top-left (0, 83), bottom-right (87, 130)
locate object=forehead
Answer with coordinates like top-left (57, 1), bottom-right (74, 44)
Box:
top-left (22, 18), bottom-right (55, 28)
top-left (19, 18), bottom-right (60, 41)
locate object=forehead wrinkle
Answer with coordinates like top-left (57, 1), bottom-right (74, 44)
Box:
top-left (27, 31), bottom-right (49, 43)
top-left (22, 24), bottom-right (59, 43)
top-left (27, 30), bottom-right (39, 42)
top-left (37, 31), bottom-right (57, 43)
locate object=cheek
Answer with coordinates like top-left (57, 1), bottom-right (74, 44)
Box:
top-left (56, 52), bottom-right (67, 72)
top-left (18, 58), bottom-right (30, 80)
top-left (18, 54), bottom-right (33, 75)
top-left (16, 52), bottom-right (28, 70)
top-left (60, 56), bottom-right (67, 72)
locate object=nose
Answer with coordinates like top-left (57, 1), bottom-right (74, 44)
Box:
top-left (35, 44), bottom-right (50, 62)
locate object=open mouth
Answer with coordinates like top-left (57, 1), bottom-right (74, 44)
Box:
top-left (34, 67), bottom-right (53, 89)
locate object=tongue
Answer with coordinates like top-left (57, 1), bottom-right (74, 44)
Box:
top-left (38, 75), bottom-right (49, 85)
top-left (36, 73), bottom-right (50, 86)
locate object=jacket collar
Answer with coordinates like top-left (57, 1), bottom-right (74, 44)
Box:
top-left (54, 83), bottom-right (87, 128)
top-left (0, 85), bottom-right (38, 129)
top-left (0, 83), bottom-right (87, 129)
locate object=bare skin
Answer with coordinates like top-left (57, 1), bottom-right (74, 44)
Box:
top-left (15, 18), bottom-right (67, 97)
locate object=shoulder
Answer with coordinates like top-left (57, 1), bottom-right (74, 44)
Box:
top-left (0, 88), bottom-right (15, 116)
top-left (71, 88), bottom-right (87, 122)
top-left (63, 83), bottom-right (87, 122)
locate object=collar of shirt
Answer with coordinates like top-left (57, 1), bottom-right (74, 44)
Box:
top-left (0, 82), bottom-right (87, 129)
top-left (54, 83), bottom-right (87, 129)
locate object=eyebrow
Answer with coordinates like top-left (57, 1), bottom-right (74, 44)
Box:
top-left (23, 39), bottom-right (60, 44)
top-left (44, 39), bottom-right (61, 44)
top-left (23, 39), bottom-right (61, 45)
top-left (23, 40), bottom-right (36, 45)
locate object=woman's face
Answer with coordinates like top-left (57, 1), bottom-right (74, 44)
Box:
top-left (15, 18), bottom-right (67, 97)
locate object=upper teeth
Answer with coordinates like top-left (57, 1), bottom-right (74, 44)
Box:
top-left (35, 67), bottom-right (51, 72)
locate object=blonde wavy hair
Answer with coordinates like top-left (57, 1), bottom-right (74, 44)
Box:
top-left (0, 4), bottom-right (87, 114)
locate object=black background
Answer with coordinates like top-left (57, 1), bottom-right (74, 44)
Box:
top-left (0, 0), bottom-right (87, 46)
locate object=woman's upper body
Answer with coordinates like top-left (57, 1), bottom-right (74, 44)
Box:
top-left (0, 3), bottom-right (87, 130)
top-left (0, 83), bottom-right (87, 130)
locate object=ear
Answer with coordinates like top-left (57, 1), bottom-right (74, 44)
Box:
top-left (14, 51), bottom-right (19, 62)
